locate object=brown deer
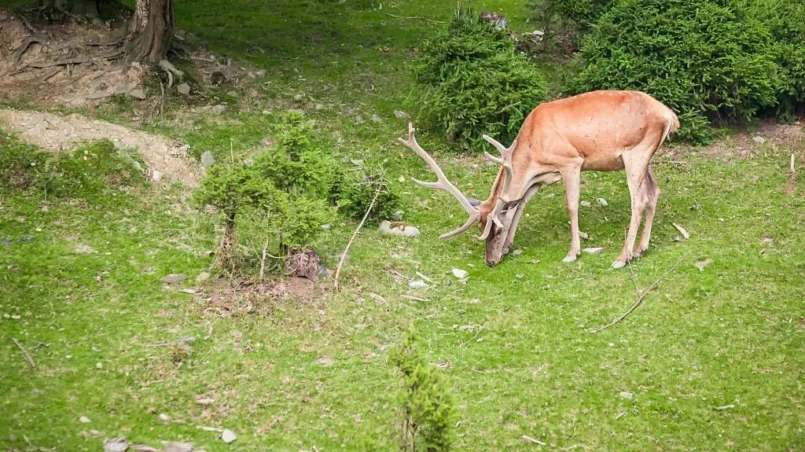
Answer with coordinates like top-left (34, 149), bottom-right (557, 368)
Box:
top-left (398, 90), bottom-right (680, 268)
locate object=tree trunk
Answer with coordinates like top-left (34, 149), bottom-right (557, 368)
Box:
top-left (125, 0), bottom-right (174, 63)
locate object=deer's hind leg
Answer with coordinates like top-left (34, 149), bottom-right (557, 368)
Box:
top-left (634, 166), bottom-right (660, 258)
top-left (613, 149), bottom-right (654, 269)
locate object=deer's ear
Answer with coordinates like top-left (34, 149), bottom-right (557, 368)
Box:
top-left (468, 198), bottom-right (481, 207)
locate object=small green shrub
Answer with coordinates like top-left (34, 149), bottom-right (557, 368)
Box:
top-left (412, 7), bottom-right (547, 147)
top-left (568, 0), bottom-right (779, 143)
top-left (391, 326), bottom-right (455, 452)
top-left (334, 169), bottom-right (400, 221)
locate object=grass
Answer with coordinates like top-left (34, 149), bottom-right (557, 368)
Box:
top-left (2, 0), bottom-right (805, 451)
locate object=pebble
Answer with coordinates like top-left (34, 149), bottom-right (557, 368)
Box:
top-left (161, 274), bottom-right (187, 284)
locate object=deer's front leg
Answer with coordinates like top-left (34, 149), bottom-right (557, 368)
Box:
top-left (562, 168), bottom-right (582, 263)
top-left (501, 184), bottom-right (540, 254)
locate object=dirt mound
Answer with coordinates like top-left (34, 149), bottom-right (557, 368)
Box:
top-left (0, 108), bottom-right (201, 186)
top-left (202, 277), bottom-right (321, 317)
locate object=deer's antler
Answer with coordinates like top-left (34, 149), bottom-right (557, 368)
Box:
top-left (398, 123), bottom-right (481, 239)
top-left (476, 134), bottom-right (518, 240)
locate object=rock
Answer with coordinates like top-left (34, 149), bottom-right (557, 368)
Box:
top-left (163, 442), bottom-right (194, 452)
top-left (672, 223), bottom-right (690, 240)
top-left (451, 268), bottom-right (469, 279)
top-left (221, 429), bottom-right (237, 444)
top-left (201, 151), bottom-right (215, 167)
top-left (753, 136), bottom-right (766, 144)
top-left (695, 258), bottom-right (713, 272)
top-left (293, 94), bottom-right (304, 101)
top-left (597, 198), bottom-right (608, 207)
top-left (582, 247), bottom-right (604, 255)
top-left (210, 104), bottom-right (227, 115)
top-left (394, 110), bottom-right (410, 119)
top-left (355, 115), bottom-right (364, 124)
top-left (80, 416), bottom-right (91, 423)
top-left (253, 69), bottom-right (266, 78)
top-left (161, 274), bottom-right (187, 284)
top-left (176, 83), bottom-right (191, 95)
top-left (370, 114), bottom-right (383, 123)
top-left (151, 170), bottom-right (162, 182)
top-left (320, 224), bottom-right (331, 230)
top-left (74, 244), bottom-right (94, 254)
top-left (511, 249), bottom-right (523, 256)
top-left (619, 391), bottom-right (633, 399)
top-left (104, 438), bottom-right (128, 452)
top-left (408, 279), bottom-right (428, 289)
top-left (129, 88), bottom-right (147, 100)
top-left (580, 201), bottom-right (592, 207)
top-left (314, 103), bottom-right (325, 110)
top-left (379, 220), bottom-right (420, 238)
top-left (391, 210), bottom-right (404, 221)
top-left (159, 413), bottom-right (171, 422)
top-left (262, 109), bottom-right (272, 115)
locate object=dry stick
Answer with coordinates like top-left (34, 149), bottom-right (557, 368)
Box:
top-left (385, 12), bottom-right (444, 24)
top-left (259, 236), bottom-right (270, 281)
top-left (590, 251), bottom-right (691, 333)
top-left (334, 186), bottom-right (382, 291)
top-left (12, 338), bottom-right (35, 368)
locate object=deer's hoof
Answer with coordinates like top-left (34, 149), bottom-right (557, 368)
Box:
top-left (563, 254), bottom-right (578, 263)
top-left (611, 260), bottom-right (627, 269)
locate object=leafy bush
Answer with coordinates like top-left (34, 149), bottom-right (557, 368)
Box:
top-left (0, 133), bottom-right (145, 198)
top-left (391, 326), bottom-right (455, 452)
top-left (568, 0), bottom-right (778, 143)
top-left (412, 7), bottom-right (547, 147)
top-left (527, 0), bottom-right (618, 54)
top-left (334, 169), bottom-right (400, 221)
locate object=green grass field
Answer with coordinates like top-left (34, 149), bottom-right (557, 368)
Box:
top-left (2, 0), bottom-right (804, 451)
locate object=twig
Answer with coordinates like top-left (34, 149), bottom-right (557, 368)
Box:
top-left (12, 338), bottom-right (35, 367)
top-left (590, 252), bottom-right (691, 333)
top-left (715, 404), bottom-right (735, 411)
top-left (259, 236), bottom-right (270, 281)
top-left (401, 294), bottom-right (428, 302)
top-left (334, 186), bottom-right (382, 291)
top-left (522, 435), bottom-right (546, 446)
top-left (204, 323), bottom-right (214, 340)
top-left (158, 80), bottom-right (165, 125)
top-left (385, 13), bottom-right (444, 24)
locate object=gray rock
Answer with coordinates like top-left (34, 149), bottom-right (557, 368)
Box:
top-left (511, 249), bottom-right (523, 256)
top-left (408, 279), bottom-right (428, 289)
top-left (129, 88), bottom-right (147, 100)
top-left (619, 391), bottom-right (633, 399)
top-left (580, 201), bottom-right (592, 207)
top-left (582, 247), bottom-right (604, 255)
top-left (201, 151), bottom-right (215, 167)
top-left (320, 224), bottom-right (331, 230)
top-left (314, 103), bottom-right (325, 110)
top-left (394, 110), bottom-right (410, 119)
top-left (195, 272), bottom-right (210, 283)
top-left (221, 429), bottom-right (237, 444)
top-left (163, 442), bottom-right (193, 452)
top-left (753, 136), bottom-right (766, 144)
top-left (161, 274), bottom-right (187, 284)
top-left (151, 170), bottom-right (162, 182)
top-left (451, 268), bottom-right (468, 279)
top-left (355, 115), bottom-right (364, 124)
top-left (379, 220), bottom-right (420, 238)
top-left (293, 94), bottom-right (304, 101)
top-left (391, 210), bottom-right (404, 221)
top-left (210, 104), bottom-right (227, 115)
top-left (176, 83), bottom-right (191, 95)
top-left (597, 198), bottom-right (608, 207)
top-left (104, 438), bottom-right (128, 452)
top-left (253, 69), bottom-right (266, 78)
top-left (370, 114), bottom-right (383, 123)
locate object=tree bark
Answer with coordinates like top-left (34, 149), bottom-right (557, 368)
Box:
top-left (125, 0), bottom-right (174, 63)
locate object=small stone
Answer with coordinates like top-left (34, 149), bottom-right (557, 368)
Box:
top-left (80, 416), bottom-right (91, 423)
top-left (695, 258), bottom-right (713, 272)
top-left (355, 115), bottom-right (364, 124)
top-left (210, 104), bottom-right (227, 115)
top-left (129, 88), bottom-right (147, 100)
top-left (74, 244), bottom-right (94, 254)
top-left (597, 198), bottom-right (608, 207)
top-left (201, 151), bottom-right (215, 167)
top-left (619, 391), bottom-right (633, 399)
top-left (293, 94), bottom-right (304, 101)
top-left (379, 220), bottom-right (420, 238)
top-left (176, 83), bottom-right (191, 95)
top-left (580, 201), bottom-right (591, 207)
top-left (391, 210), bottom-right (404, 221)
top-left (253, 69), bottom-right (266, 78)
top-left (161, 274), bottom-right (187, 284)
top-left (96, 362), bottom-right (102, 369)
top-left (151, 170), bottom-right (162, 182)
top-left (452, 268), bottom-right (469, 279)
top-left (163, 442), bottom-right (194, 452)
top-left (408, 279), bottom-right (428, 289)
top-left (104, 438), bottom-right (128, 452)
top-left (370, 114), bottom-right (383, 123)
top-left (511, 249), bottom-right (523, 256)
top-left (394, 110), bottom-right (410, 119)
top-left (582, 247), bottom-right (604, 255)
top-left (159, 413), bottom-right (171, 422)
top-left (752, 136), bottom-right (766, 144)
top-left (314, 103), bottom-right (325, 110)
top-left (398, 176), bottom-right (405, 182)
top-left (221, 429), bottom-right (237, 444)
top-left (320, 224), bottom-right (331, 230)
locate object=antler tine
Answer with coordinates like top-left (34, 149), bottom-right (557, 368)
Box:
top-left (398, 123), bottom-right (480, 238)
top-left (482, 135), bottom-right (517, 200)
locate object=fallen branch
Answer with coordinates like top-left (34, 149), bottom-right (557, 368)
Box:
top-left (788, 153), bottom-right (797, 193)
top-left (334, 186), bottom-right (382, 291)
top-left (385, 13), bottom-right (444, 24)
top-left (12, 338), bottom-right (35, 368)
top-left (590, 251), bottom-right (691, 333)
top-left (522, 435), bottom-right (546, 446)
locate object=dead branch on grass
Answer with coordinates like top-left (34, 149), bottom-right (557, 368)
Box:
top-left (334, 185), bottom-right (382, 291)
top-left (12, 338), bottom-right (35, 367)
top-left (590, 252), bottom-right (691, 333)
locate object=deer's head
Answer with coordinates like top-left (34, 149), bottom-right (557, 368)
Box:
top-left (398, 123), bottom-right (523, 267)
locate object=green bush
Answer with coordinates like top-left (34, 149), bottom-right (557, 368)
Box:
top-left (334, 169), bottom-right (400, 221)
top-left (391, 326), bottom-right (455, 451)
top-left (568, 0), bottom-right (778, 143)
top-left (412, 7), bottom-right (547, 147)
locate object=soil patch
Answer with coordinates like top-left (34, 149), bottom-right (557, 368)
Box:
top-left (0, 107), bottom-right (201, 186)
top-left (202, 277), bottom-right (322, 317)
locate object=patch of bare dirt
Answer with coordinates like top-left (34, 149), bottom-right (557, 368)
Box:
top-left (202, 277), bottom-right (322, 317)
top-left (0, 107), bottom-right (201, 186)
top-left (660, 121), bottom-right (805, 161)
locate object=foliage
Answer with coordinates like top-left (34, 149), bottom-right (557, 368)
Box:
top-left (567, 0), bottom-right (779, 143)
top-left (334, 169), bottom-right (400, 221)
top-left (391, 326), bottom-right (455, 451)
top-left (527, 0), bottom-right (618, 53)
top-left (412, 7), bottom-right (546, 147)
top-left (0, 133), bottom-right (145, 198)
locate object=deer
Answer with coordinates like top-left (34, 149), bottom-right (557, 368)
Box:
top-left (398, 90), bottom-right (680, 268)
